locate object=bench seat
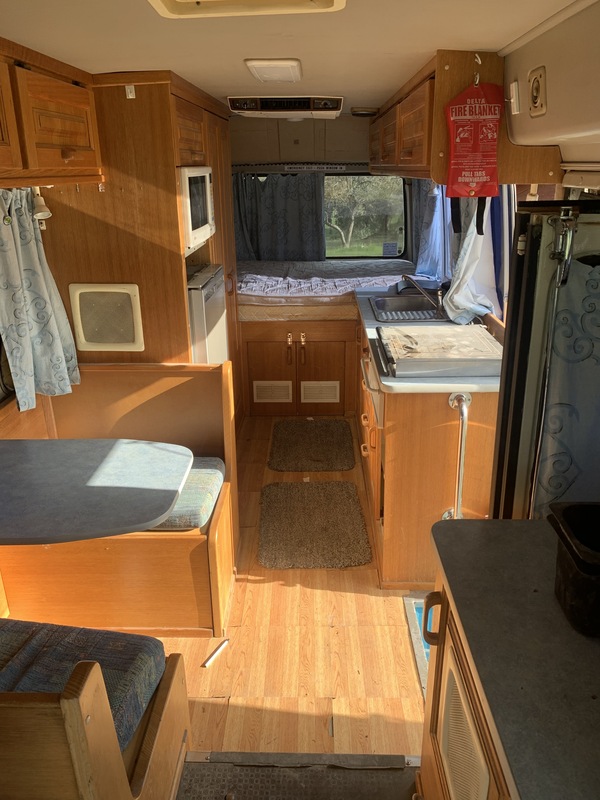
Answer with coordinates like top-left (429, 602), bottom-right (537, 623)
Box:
top-left (0, 618), bottom-right (165, 751)
top-left (154, 457), bottom-right (225, 532)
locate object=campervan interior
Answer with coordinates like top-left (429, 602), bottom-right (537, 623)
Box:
top-left (1, 1), bottom-right (599, 798)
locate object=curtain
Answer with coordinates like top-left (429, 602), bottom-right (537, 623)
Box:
top-left (233, 173), bottom-right (326, 261)
top-left (0, 189), bottom-right (80, 411)
top-left (413, 181), bottom-right (453, 283)
top-left (443, 186), bottom-right (516, 324)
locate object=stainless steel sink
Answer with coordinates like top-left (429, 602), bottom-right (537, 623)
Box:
top-left (369, 294), bottom-right (448, 322)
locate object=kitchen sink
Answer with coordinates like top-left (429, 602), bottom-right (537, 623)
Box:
top-left (369, 294), bottom-right (448, 322)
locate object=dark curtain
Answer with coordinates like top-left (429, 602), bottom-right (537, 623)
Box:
top-left (233, 173), bottom-right (326, 261)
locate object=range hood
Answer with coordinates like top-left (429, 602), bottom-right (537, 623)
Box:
top-left (228, 96), bottom-right (343, 119)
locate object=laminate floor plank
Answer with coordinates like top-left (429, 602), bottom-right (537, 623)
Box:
top-left (161, 415), bottom-right (425, 755)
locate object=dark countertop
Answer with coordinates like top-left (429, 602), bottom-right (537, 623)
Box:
top-left (0, 439), bottom-right (193, 544)
top-left (432, 519), bottom-right (600, 800)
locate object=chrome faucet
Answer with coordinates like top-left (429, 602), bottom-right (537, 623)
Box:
top-left (400, 274), bottom-right (444, 317)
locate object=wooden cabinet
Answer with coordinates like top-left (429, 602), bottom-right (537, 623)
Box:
top-left (0, 62), bottom-right (22, 170)
top-left (358, 376), bottom-right (381, 526)
top-left (358, 379), bottom-right (498, 587)
top-left (39, 72), bottom-right (237, 383)
top-left (370, 50), bottom-right (562, 184)
top-left (173, 96), bottom-right (205, 165)
top-left (242, 320), bottom-right (358, 417)
top-left (369, 79), bottom-right (434, 175)
top-left (0, 49), bottom-right (103, 186)
top-left (418, 587), bottom-right (511, 799)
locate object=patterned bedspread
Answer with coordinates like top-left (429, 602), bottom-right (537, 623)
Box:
top-left (237, 259), bottom-right (414, 297)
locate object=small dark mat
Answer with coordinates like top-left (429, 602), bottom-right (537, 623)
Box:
top-left (268, 418), bottom-right (355, 472)
top-left (258, 481), bottom-right (372, 570)
top-left (178, 757), bottom-right (417, 800)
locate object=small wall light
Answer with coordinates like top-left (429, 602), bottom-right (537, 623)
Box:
top-left (32, 187), bottom-right (52, 220)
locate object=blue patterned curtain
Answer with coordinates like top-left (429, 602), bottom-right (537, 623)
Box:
top-left (233, 173), bottom-right (326, 261)
top-left (0, 189), bottom-right (80, 411)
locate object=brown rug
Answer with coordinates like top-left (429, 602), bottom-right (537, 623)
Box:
top-left (268, 418), bottom-right (355, 472)
top-left (257, 481), bottom-right (372, 570)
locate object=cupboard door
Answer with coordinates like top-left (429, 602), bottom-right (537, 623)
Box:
top-left (247, 340), bottom-right (297, 416)
top-left (174, 97), bottom-right (205, 166)
top-left (379, 105), bottom-right (399, 166)
top-left (421, 608), bottom-right (511, 800)
top-left (368, 116), bottom-right (382, 166)
top-left (0, 62), bottom-right (22, 170)
top-left (297, 340), bottom-right (345, 416)
top-left (398, 79), bottom-right (434, 169)
top-left (14, 67), bottom-right (101, 170)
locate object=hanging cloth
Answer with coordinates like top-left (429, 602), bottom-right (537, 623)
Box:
top-left (0, 189), bottom-right (80, 411)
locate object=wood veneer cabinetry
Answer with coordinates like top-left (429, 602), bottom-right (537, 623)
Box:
top-left (359, 382), bottom-right (498, 587)
top-left (0, 41), bottom-right (102, 186)
top-left (370, 50), bottom-right (562, 184)
top-left (40, 72), bottom-right (239, 397)
top-left (370, 80), bottom-right (434, 175)
top-left (418, 586), bottom-right (511, 799)
top-left (242, 320), bottom-right (358, 417)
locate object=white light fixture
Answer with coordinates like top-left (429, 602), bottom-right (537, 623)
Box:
top-left (32, 187), bottom-right (52, 220)
top-left (145, 0), bottom-right (345, 18)
top-left (245, 59), bottom-right (302, 83)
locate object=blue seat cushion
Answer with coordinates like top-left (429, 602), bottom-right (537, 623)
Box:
top-left (0, 618), bottom-right (165, 751)
top-left (153, 456), bottom-right (225, 532)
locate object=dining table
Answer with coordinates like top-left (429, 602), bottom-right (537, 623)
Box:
top-left (0, 438), bottom-right (194, 545)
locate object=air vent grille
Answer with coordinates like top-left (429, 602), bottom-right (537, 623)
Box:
top-left (300, 381), bottom-right (340, 403)
top-left (253, 381), bottom-right (293, 403)
top-left (228, 96), bottom-right (343, 118)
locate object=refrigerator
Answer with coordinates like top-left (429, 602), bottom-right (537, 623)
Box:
top-left (491, 199), bottom-right (600, 520)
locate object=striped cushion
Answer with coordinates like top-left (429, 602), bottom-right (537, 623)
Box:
top-left (153, 457), bottom-right (225, 532)
top-left (0, 618), bottom-right (165, 751)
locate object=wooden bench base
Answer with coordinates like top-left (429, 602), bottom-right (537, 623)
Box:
top-left (0, 653), bottom-right (190, 800)
top-left (0, 483), bottom-right (234, 637)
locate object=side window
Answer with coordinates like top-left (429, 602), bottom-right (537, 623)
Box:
top-left (0, 338), bottom-right (15, 403)
top-left (324, 175), bottom-right (405, 258)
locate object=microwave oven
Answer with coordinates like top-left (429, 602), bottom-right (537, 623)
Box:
top-left (179, 165), bottom-right (216, 254)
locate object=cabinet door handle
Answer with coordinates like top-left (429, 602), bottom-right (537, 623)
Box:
top-left (369, 427), bottom-right (377, 449)
top-left (360, 413), bottom-right (369, 427)
top-left (225, 275), bottom-right (235, 295)
top-left (299, 345), bottom-right (306, 365)
top-left (423, 591), bottom-right (443, 646)
top-left (360, 443), bottom-right (369, 458)
top-left (61, 147), bottom-right (77, 162)
top-left (287, 346), bottom-right (293, 365)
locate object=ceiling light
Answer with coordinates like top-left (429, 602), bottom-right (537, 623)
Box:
top-left (351, 107), bottom-right (379, 117)
top-left (245, 59), bottom-right (302, 83)
top-left (145, 0), bottom-right (346, 19)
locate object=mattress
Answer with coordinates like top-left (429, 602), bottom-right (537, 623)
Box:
top-left (236, 259), bottom-right (414, 298)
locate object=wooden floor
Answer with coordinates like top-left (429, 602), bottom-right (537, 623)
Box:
top-left (160, 416), bottom-right (425, 755)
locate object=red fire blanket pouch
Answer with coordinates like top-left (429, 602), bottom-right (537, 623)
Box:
top-left (445, 82), bottom-right (504, 199)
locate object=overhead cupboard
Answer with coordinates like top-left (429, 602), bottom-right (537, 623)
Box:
top-left (369, 49), bottom-right (563, 184)
top-left (0, 48), bottom-right (102, 187)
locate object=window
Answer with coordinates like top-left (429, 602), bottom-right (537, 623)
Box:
top-left (324, 175), bottom-right (405, 258)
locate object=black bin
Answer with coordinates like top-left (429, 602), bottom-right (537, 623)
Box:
top-left (548, 502), bottom-right (600, 637)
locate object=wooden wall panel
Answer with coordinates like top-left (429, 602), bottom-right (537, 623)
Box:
top-left (41, 82), bottom-right (191, 364)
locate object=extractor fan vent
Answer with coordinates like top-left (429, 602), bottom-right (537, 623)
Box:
top-left (228, 96), bottom-right (343, 119)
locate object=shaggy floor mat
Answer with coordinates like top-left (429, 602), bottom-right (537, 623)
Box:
top-left (267, 418), bottom-right (355, 472)
top-left (258, 481), bottom-right (372, 569)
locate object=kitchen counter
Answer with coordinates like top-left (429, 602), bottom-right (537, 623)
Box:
top-left (355, 290), bottom-right (501, 394)
top-left (432, 518), bottom-right (600, 800)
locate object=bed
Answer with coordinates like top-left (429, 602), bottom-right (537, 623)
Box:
top-left (236, 258), bottom-right (415, 321)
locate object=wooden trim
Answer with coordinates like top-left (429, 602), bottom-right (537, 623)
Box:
top-left (429, 49), bottom-right (563, 185)
top-left (207, 483), bottom-right (235, 637)
top-left (93, 69), bottom-right (231, 119)
top-left (0, 36), bottom-right (93, 86)
top-left (374, 56), bottom-right (436, 120)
